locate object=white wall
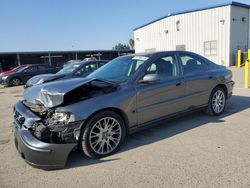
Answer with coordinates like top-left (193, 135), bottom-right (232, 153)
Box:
top-left (229, 5), bottom-right (249, 66)
top-left (134, 6), bottom-right (231, 66)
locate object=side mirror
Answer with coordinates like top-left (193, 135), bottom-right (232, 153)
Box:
top-left (139, 74), bottom-right (160, 84)
top-left (23, 69), bottom-right (27, 74)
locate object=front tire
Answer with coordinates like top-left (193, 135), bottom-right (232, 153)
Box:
top-left (79, 111), bottom-right (126, 158)
top-left (10, 78), bottom-right (21, 86)
top-left (207, 86), bottom-right (226, 116)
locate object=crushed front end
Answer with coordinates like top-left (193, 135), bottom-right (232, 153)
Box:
top-left (13, 78), bottom-right (117, 169)
top-left (13, 101), bottom-right (83, 169)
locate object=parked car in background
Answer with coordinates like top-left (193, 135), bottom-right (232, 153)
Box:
top-left (0, 64), bottom-right (28, 75)
top-left (0, 64), bottom-right (58, 86)
top-left (83, 57), bottom-right (97, 61)
top-left (63, 60), bottom-right (82, 67)
top-left (25, 60), bottom-right (108, 88)
top-left (13, 51), bottom-right (234, 169)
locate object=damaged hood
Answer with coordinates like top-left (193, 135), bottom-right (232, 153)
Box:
top-left (23, 78), bottom-right (95, 108)
top-left (25, 74), bottom-right (66, 88)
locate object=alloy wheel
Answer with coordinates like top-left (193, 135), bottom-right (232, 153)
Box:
top-left (87, 117), bottom-right (122, 155)
top-left (212, 90), bottom-right (225, 114)
top-left (11, 78), bottom-right (21, 86)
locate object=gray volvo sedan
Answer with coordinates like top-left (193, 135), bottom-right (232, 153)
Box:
top-left (13, 51), bottom-right (234, 169)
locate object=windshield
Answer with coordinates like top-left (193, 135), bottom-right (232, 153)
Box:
top-left (88, 55), bottom-right (149, 83)
top-left (57, 63), bottom-right (81, 74)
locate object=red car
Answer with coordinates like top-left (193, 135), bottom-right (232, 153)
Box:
top-left (0, 64), bottom-right (28, 75)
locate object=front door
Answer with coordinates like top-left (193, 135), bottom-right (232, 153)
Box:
top-left (136, 54), bottom-right (185, 125)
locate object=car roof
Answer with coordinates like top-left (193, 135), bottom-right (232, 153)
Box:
top-left (121, 51), bottom-right (169, 58)
top-left (122, 50), bottom-right (201, 58)
top-left (26, 64), bottom-right (54, 67)
top-left (71, 60), bottom-right (108, 66)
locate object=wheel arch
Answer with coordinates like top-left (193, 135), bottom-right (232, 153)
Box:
top-left (214, 84), bottom-right (228, 98)
top-left (82, 107), bottom-right (130, 135)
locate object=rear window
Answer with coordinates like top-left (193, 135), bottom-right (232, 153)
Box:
top-left (179, 54), bottom-right (209, 74)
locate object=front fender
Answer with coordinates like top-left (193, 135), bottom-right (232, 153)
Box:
top-left (56, 87), bottom-right (137, 128)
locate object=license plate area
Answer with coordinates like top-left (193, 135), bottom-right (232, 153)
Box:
top-left (13, 108), bottom-right (25, 127)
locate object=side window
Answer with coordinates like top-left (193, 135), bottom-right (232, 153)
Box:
top-left (38, 65), bottom-right (48, 70)
top-left (25, 66), bottom-right (37, 73)
top-left (180, 54), bottom-right (209, 75)
top-left (146, 55), bottom-right (178, 80)
top-left (79, 63), bottom-right (97, 76)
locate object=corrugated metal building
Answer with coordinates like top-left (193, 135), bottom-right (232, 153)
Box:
top-left (0, 50), bottom-right (134, 72)
top-left (134, 1), bottom-right (250, 66)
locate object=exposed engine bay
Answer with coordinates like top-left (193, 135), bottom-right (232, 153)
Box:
top-left (21, 79), bottom-right (117, 144)
top-left (63, 79), bottom-right (117, 105)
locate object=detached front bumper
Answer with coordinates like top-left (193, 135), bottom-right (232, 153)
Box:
top-left (13, 102), bottom-right (77, 169)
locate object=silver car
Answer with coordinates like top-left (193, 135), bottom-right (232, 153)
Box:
top-left (13, 51), bottom-right (234, 169)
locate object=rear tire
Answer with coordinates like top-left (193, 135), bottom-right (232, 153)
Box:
top-left (10, 78), bottom-right (21, 86)
top-left (79, 111), bottom-right (126, 159)
top-left (206, 86), bottom-right (226, 116)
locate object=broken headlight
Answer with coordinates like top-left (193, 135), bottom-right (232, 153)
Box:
top-left (52, 112), bottom-right (71, 123)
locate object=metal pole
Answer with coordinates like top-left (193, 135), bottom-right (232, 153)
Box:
top-left (98, 52), bottom-right (101, 60)
top-left (48, 53), bottom-right (52, 65)
top-left (75, 52), bottom-right (78, 60)
top-left (16, 53), bottom-right (21, 65)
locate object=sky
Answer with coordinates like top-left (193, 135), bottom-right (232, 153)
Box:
top-left (0, 0), bottom-right (250, 52)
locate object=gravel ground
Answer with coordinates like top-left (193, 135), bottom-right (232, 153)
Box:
top-left (0, 78), bottom-right (250, 188)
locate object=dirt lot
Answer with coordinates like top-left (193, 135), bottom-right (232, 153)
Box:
top-left (0, 70), bottom-right (250, 188)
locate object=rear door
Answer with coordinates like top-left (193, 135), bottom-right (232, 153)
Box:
top-left (136, 53), bottom-right (186, 125)
top-left (177, 52), bottom-right (214, 109)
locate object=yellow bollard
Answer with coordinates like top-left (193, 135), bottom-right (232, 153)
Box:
top-left (237, 49), bottom-right (242, 67)
top-left (245, 60), bottom-right (249, 89)
top-left (248, 49), bottom-right (250, 61)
